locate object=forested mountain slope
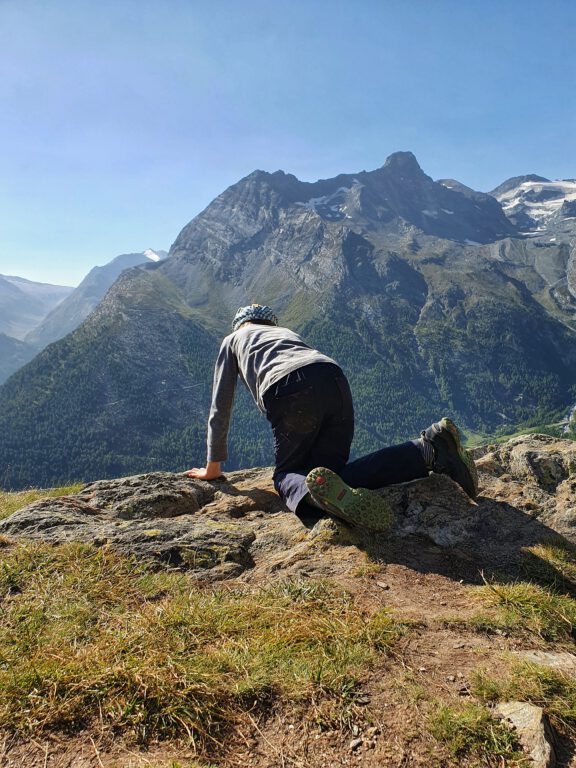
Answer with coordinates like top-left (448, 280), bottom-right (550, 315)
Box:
top-left (1, 152), bottom-right (575, 490)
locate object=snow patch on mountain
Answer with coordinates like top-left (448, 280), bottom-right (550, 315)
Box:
top-left (295, 184), bottom-right (358, 221)
top-left (495, 179), bottom-right (576, 226)
top-left (144, 249), bottom-right (166, 262)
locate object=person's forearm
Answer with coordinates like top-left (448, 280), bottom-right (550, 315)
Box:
top-left (206, 339), bottom-right (238, 462)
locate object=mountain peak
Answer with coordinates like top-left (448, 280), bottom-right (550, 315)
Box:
top-left (490, 174), bottom-right (550, 199)
top-left (383, 151), bottom-right (423, 174)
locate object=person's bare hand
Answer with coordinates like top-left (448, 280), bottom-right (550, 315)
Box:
top-left (184, 461), bottom-right (222, 480)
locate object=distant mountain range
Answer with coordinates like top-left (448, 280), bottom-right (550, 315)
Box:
top-left (0, 274), bottom-right (73, 340)
top-left (25, 249), bottom-right (167, 350)
top-left (1, 152), bottom-right (575, 490)
top-left (0, 250), bottom-right (166, 384)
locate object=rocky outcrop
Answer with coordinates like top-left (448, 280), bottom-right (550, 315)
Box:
top-left (1, 435), bottom-right (575, 584)
top-left (474, 433), bottom-right (576, 538)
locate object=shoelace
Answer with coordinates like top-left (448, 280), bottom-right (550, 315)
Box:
top-left (419, 433), bottom-right (436, 469)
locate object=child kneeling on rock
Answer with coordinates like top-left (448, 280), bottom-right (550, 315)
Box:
top-left (185, 304), bottom-right (478, 530)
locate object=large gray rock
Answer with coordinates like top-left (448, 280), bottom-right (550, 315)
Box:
top-left (0, 471), bottom-right (261, 578)
top-left (2, 435), bottom-right (576, 582)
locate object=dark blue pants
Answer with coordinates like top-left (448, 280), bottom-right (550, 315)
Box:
top-left (263, 362), bottom-right (428, 512)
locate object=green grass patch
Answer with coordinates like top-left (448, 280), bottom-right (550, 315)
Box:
top-left (445, 581), bottom-right (576, 644)
top-left (0, 484), bottom-right (83, 521)
top-left (462, 410), bottom-right (572, 448)
top-left (521, 543), bottom-right (576, 593)
top-left (473, 662), bottom-right (576, 737)
top-left (428, 702), bottom-right (526, 766)
top-left (0, 542), bottom-right (405, 749)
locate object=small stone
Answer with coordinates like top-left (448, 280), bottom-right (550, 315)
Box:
top-left (453, 642), bottom-right (466, 649)
top-left (366, 726), bottom-right (381, 737)
top-left (446, 675), bottom-right (456, 682)
top-left (376, 581), bottom-right (390, 590)
top-left (349, 738), bottom-right (363, 751)
top-left (496, 701), bottom-right (556, 768)
top-left (352, 724), bottom-right (360, 736)
top-left (418, 666), bottom-right (427, 672)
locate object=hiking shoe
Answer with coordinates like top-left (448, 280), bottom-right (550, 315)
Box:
top-left (421, 417), bottom-right (478, 499)
top-left (305, 467), bottom-right (392, 531)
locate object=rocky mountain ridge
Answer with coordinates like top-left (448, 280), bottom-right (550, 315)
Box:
top-left (1, 152), bottom-right (575, 490)
top-left (25, 249), bottom-right (167, 350)
top-left (0, 250), bottom-right (167, 386)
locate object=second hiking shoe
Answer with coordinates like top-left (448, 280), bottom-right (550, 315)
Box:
top-left (421, 417), bottom-right (478, 499)
top-left (305, 467), bottom-right (392, 531)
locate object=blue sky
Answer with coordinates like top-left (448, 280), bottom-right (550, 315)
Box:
top-left (1, 0), bottom-right (575, 285)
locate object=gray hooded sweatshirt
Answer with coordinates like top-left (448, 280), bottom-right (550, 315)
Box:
top-left (207, 324), bottom-right (337, 462)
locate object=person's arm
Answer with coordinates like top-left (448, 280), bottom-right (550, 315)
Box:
top-left (184, 337), bottom-right (238, 478)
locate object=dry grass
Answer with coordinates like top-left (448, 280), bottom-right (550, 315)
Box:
top-left (0, 542), bottom-right (405, 752)
top-left (521, 542), bottom-right (576, 593)
top-left (443, 546), bottom-right (576, 644)
top-left (473, 581), bottom-right (576, 642)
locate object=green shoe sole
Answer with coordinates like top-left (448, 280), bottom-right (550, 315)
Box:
top-left (305, 467), bottom-right (392, 532)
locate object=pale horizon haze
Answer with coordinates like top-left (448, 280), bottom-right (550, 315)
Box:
top-left (1, 0), bottom-right (575, 285)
